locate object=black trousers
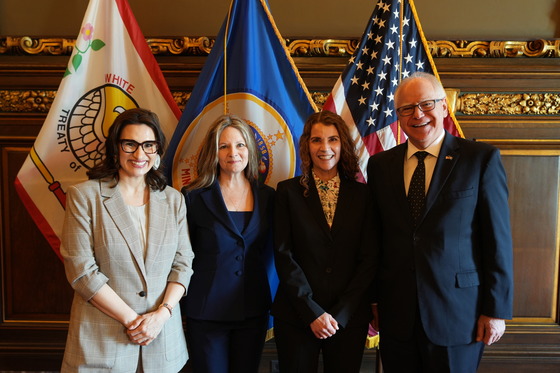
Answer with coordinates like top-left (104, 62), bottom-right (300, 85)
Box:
top-left (186, 314), bottom-right (268, 373)
top-left (274, 318), bottom-right (369, 373)
top-left (379, 312), bottom-right (485, 373)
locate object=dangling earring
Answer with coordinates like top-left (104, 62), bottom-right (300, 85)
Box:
top-left (153, 154), bottom-right (161, 170)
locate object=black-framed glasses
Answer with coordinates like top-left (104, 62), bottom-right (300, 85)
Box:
top-left (396, 98), bottom-right (445, 117)
top-left (120, 139), bottom-right (159, 154)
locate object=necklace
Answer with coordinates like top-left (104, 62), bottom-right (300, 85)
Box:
top-left (220, 180), bottom-right (249, 211)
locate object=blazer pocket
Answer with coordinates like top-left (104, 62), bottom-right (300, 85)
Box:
top-left (456, 270), bottom-right (480, 288)
top-left (447, 187), bottom-right (474, 200)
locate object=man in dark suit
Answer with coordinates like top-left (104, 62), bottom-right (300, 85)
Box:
top-left (367, 72), bottom-right (513, 372)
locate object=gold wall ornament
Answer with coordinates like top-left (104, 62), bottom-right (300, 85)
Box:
top-left (2, 36), bottom-right (560, 57)
top-left (311, 92), bottom-right (330, 110)
top-left (0, 36), bottom-right (75, 55)
top-left (457, 93), bottom-right (560, 115)
top-left (0, 90), bottom-right (57, 112)
top-left (172, 91), bottom-right (191, 110)
top-left (3, 89), bottom-right (560, 116)
top-left (146, 37), bottom-right (213, 55)
top-left (489, 39), bottom-right (560, 58)
top-left (287, 39), bottom-right (359, 56)
top-left (428, 40), bottom-right (491, 57)
top-left (0, 89), bottom-right (191, 113)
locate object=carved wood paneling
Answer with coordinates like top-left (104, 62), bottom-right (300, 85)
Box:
top-left (501, 151), bottom-right (560, 320)
top-left (1, 38), bottom-right (560, 371)
top-left (1, 145), bottom-right (73, 321)
top-left (2, 36), bottom-right (560, 58)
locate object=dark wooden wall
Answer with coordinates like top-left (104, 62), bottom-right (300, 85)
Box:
top-left (1, 40), bottom-right (560, 372)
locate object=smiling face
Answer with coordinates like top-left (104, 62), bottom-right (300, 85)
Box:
top-left (217, 126), bottom-right (249, 177)
top-left (118, 124), bottom-right (157, 181)
top-left (396, 77), bottom-right (448, 149)
top-left (309, 122), bottom-right (341, 181)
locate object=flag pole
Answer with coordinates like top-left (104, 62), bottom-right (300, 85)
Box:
top-left (397, 0), bottom-right (405, 144)
top-left (224, 0), bottom-right (235, 114)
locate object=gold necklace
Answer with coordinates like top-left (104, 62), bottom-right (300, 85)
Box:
top-left (220, 181), bottom-right (249, 211)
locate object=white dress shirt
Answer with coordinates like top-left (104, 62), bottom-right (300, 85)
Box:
top-left (404, 131), bottom-right (445, 196)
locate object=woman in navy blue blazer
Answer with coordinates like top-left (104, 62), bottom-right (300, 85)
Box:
top-left (272, 111), bottom-right (377, 373)
top-left (180, 114), bottom-right (275, 373)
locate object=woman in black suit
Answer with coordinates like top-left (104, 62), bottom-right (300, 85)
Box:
top-left (272, 110), bottom-right (377, 373)
top-left (180, 115), bottom-right (275, 373)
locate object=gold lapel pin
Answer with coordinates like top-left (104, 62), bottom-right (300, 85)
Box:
top-left (445, 155), bottom-right (453, 160)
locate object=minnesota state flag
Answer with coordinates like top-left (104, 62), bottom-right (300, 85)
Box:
top-left (164, 0), bottom-right (316, 340)
top-left (14, 0), bottom-right (180, 259)
top-left (164, 0), bottom-right (317, 190)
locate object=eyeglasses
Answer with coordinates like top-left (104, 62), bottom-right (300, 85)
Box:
top-left (396, 98), bottom-right (445, 117)
top-left (120, 139), bottom-right (159, 154)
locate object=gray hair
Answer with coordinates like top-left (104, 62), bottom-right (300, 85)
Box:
top-left (395, 72), bottom-right (446, 106)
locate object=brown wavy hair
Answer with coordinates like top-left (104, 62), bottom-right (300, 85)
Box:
top-left (86, 108), bottom-right (168, 191)
top-left (184, 114), bottom-right (259, 191)
top-left (299, 110), bottom-right (360, 196)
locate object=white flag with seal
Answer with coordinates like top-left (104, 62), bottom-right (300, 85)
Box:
top-left (14, 0), bottom-right (180, 259)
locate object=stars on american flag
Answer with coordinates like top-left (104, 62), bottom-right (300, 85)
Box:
top-left (342, 0), bottom-right (429, 132)
top-left (323, 0), bottom-right (462, 178)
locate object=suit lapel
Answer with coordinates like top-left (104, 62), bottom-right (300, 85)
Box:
top-left (242, 183), bottom-right (261, 237)
top-left (387, 144), bottom-right (412, 222)
top-left (200, 181), bottom-right (240, 236)
top-left (101, 181), bottom-right (147, 279)
top-left (423, 132), bottom-right (461, 219)
top-left (306, 177), bottom-right (332, 238)
top-left (330, 178), bottom-right (353, 236)
top-left (144, 189), bottom-right (168, 274)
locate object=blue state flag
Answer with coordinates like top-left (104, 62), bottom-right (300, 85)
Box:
top-left (164, 0), bottom-right (316, 338)
top-left (165, 0), bottom-right (317, 190)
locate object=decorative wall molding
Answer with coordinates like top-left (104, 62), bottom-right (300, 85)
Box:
top-left (1, 36), bottom-right (560, 58)
top-left (2, 89), bottom-right (559, 116)
top-left (0, 90), bottom-right (56, 113)
top-left (458, 93), bottom-right (560, 115)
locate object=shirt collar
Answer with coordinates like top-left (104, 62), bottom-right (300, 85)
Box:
top-left (406, 130), bottom-right (445, 160)
top-left (312, 169), bottom-right (340, 187)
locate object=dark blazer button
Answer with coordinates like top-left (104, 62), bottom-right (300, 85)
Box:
top-left (236, 255), bottom-right (243, 261)
top-left (139, 291), bottom-right (146, 297)
top-left (235, 270), bottom-right (243, 276)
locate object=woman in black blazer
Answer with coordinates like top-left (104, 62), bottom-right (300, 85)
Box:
top-left (272, 111), bottom-right (377, 373)
top-left (180, 115), bottom-right (275, 373)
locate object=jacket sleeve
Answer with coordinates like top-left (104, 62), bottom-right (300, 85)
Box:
top-left (60, 184), bottom-right (109, 301)
top-left (167, 189), bottom-right (195, 293)
top-left (478, 147), bottom-right (514, 319)
top-left (274, 181), bottom-right (326, 325)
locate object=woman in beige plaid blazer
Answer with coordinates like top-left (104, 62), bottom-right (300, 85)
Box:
top-left (60, 108), bottom-right (194, 372)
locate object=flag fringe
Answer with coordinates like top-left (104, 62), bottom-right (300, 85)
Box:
top-left (259, 0), bottom-right (318, 113)
top-left (408, 0), bottom-right (464, 138)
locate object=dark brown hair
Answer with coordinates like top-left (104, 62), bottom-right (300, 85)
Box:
top-left (299, 110), bottom-right (360, 196)
top-left (86, 108), bottom-right (168, 191)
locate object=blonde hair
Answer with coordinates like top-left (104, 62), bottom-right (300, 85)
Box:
top-left (185, 115), bottom-right (259, 191)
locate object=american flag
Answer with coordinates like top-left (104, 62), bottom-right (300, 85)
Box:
top-left (323, 0), bottom-right (463, 181)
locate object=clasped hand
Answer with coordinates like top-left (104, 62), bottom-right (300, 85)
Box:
top-left (310, 312), bottom-right (339, 339)
top-left (126, 308), bottom-right (170, 346)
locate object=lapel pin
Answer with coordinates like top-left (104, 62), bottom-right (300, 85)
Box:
top-left (445, 155), bottom-right (453, 160)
